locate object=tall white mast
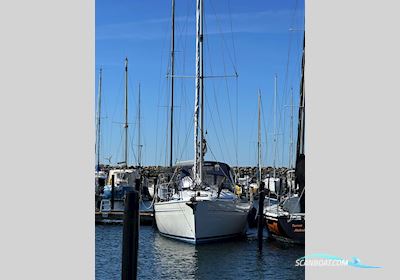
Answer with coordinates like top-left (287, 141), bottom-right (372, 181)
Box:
top-left (194, 0), bottom-right (204, 185)
top-left (124, 58), bottom-right (129, 168)
top-left (169, 0), bottom-right (175, 167)
top-left (96, 67), bottom-right (102, 171)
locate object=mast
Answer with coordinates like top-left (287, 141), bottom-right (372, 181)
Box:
top-left (257, 90), bottom-right (265, 251)
top-left (199, 0), bottom-right (205, 184)
top-left (169, 0), bottom-right (175, 167)
top-left (257, 90), bottom-right (262, 185)
top-left (273, 74), bottom-right (277, 179)
top-left (96, 67), bottom-right (103, 171)
top-left (296, 37), bottom-right (305, 160)
top-left (290, 87), bottom-right (294, 169)
top-left (296, 40), bottom-right (305, 163)
top-left (194, 0), bottom-right (204, 185)
top-left (124, 57), bottom-right (129, 168)
top-left (295, 35), bottom-right (305, 212)
top-left (138, 83), bottom-right (142, 167)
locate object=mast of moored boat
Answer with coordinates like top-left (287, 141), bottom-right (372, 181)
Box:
top-left (290, 87), bottom-right (294, 169)
top-left (257, 90), bottom-right (265, 250)
top-left (138, 82), bottom-right (142, 167)
top-left (296, 43), bottom-right (305, 159)
top-left (294, 35), bottom-right (305, 213)
top-left (96, 67), bottom-right (103, 171)
top-left (124, 58), bottom-right (129, 169)
top-left (199, 0), bottom-right (205, 184)
top-left (273, 74), bottom-right (277, 180)
top-left (257, 90), bottom-right (262, 186)
top-left (193, 0), bottom-right (204, 186)
top-left (169, 0), bottom-right (175, 167)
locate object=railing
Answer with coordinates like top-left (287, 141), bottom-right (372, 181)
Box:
top-left (100, 199), bottom-right (111, 214)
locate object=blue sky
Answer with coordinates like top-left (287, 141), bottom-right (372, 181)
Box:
top-left (96, 0), bottom-right (304, 167)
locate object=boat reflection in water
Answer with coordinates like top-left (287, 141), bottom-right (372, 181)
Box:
top-left (96, 225), bottom-right (304, 280)
top-left (152, 228), bottom-right (304, 280)
top-left (152, 232), bottom-right (198, 279)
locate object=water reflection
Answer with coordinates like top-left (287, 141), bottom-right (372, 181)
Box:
top-left (152, 233), bottom-right (198, 280)
top-left (96, 225), bottom-right (304, 280)
top-left (153, 232), bottom-right (304, 280)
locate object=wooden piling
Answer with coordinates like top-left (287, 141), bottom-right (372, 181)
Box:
top-left (111, 174), bottom-right (115, 210)
top-left (135, 178), bottom-right (141, 195)
top-left (121, 191), bottom-right (139, 280)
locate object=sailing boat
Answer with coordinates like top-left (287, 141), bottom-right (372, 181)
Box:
top-left (264, 38), bottom-right (305, 244)
top-left (100, 58), bottom-right (140, 213)
top-left (95, 67), bottom-right (108, 186)
top-left (263, 75), bottom-right (283, 197)
top-left (154, 0), bottom-right (250, 244)
top-left (95, 67), bottom-right (108, 211)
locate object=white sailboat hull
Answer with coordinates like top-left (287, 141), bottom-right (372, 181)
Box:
top-left (155, 199), bottom-right (249, 244)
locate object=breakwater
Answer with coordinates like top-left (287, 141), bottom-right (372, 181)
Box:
top-left (98, 165), bottom-right (291, 179)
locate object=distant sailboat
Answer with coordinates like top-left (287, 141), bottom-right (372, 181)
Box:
top-left (264, 38), bottom-right (305, 244)
top-left (95, 67), bottom-right (107, 204)
top-left (95, 67), bottom-right (103, 173)
top-left (154, 0), bottom-right (250, 244)
top-left (100, 58), bottom-right (140, 213)
top-left (264, 74), bottom-right (283, 197)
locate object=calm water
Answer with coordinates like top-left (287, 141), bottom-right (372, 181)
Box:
top-left (96, 225), bottom-right (304, 280)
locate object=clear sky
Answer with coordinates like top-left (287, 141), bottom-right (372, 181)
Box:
top-left (96, 0), bottom-right (304, 167)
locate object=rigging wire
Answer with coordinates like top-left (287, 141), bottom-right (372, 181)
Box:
top-left (127, 74), bottom-right (138, 166)
top-left (207, 0), bottom-right (239, 159)
top-left (205, 97), bottom-right (226, 163)
top-left (247, 96), bottom-right (258, 166)
top-left (203, 4), bottom-right (238, 165)
top-left (115, 127), bottom-right (123, 165)
top-left (227, 0), bottom-right (238, 68)
top-left (275, 0), bottom-right (301, 167)
top-left (164, 76), bottom-right (171, 166)
top-left (176, 119), bottom-right (194, 163)
top-left (154, 13), bottom-right (171, 166)
top-left (235, 76), bottom-right (239, 167)
top-left (108, 69), bottom-right (125, 163)
top-left (207, 0), bottom-right (237, 73)
top-left (203, 22), bottom-right (233, 164)
top-left (175, 1), bottom-right (191, 164)
top-left (128, 128), bottom-right (138, 166)
top-left (227, 0), bottom-right (240, 167)
top-left (221, 53), bottom-right (237, 164)
top-left (260, 94), bottom-right (269, 168)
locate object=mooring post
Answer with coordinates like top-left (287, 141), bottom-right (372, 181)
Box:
top-left (257, 181), bottom-right (265, 251)
top-left (121, 191), bottom-right (139, 280)
top-left (135, 176), bottom-right (141, 224)
top-left (111, 174), bottom-right (115, 210)
top-left (135, 177), bottom-right (141, 196)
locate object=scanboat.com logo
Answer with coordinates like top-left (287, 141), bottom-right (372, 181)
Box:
top-left (295, 253), bottom-right (382, 268)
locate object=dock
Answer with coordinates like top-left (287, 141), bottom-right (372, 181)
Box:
top-left (95, 210), bottom-right (154, 225)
